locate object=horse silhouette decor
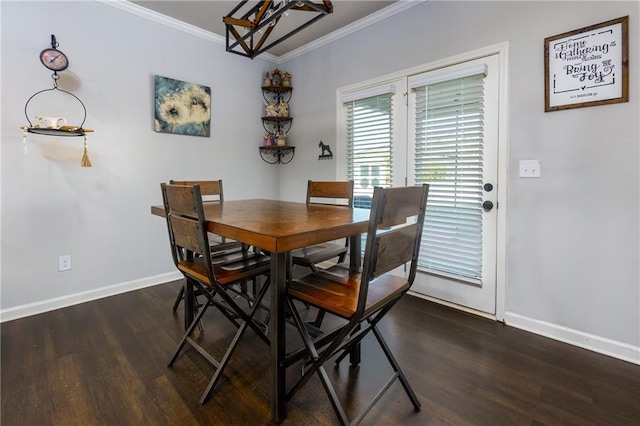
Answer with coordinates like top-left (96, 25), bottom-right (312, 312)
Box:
top-left (318, 141), bottom-right (333, 160)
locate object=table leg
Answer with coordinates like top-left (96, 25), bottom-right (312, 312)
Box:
top-left (349, 234), bottom-right (361, 268)
top-left (184, 250), bottom-right (196, 331)
top-left (270, 252), bottom-right (287, 423)
top-left (184, 278), bottom-right (194, 331)
top-left (348, 234), bottom-right (362, 366)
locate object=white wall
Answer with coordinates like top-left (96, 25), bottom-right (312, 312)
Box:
top-left (1, 1), bottom-right (278, 313)
top-left (280, 1), bottom-right (639, 356)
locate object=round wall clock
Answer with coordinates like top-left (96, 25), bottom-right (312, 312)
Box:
top-left (39, 35), bottom-right (69, 72)
top-left (40, 48), bottom-right (69, 72)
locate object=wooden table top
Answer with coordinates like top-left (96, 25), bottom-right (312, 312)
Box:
top-left (151, 199), bottom-right (370, 253)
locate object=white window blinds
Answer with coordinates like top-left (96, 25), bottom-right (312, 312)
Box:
top-left (344, 92), bottom-right (394, 207)
top-left (412, 73), bottom-right (486, 280)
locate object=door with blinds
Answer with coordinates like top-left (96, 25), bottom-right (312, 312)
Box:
top-left (407, 55), bottom-right (500, 314)
top-left (340, 53), bottom-right (501, 315)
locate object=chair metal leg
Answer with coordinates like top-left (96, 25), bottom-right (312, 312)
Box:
top-left (286, 298), bottom-right (354, 424)
top-left (168, 299), bottom-right (210, 366)
top-left (312, 310), bottom-right (326, 327)
top-left (200, 319), bottom-right (250, 404)
top-left (199, 277), bottom-right (272, 404)
top-left (287, 296), bottom-right (420, 425)
top-left (317, 364), bottom-right (350, 426)
top-left (304, 264), bottom-right (327, 327)
top-left (371, 323), bottom-right (421, 410)
top-left (172, 283), bottom-right (185, 312)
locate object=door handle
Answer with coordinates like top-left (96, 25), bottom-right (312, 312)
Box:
top-left (482, 200), bottom-right (494, 211)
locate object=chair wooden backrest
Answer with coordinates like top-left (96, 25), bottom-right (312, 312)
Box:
top-left (357, 184), bottom-right (429, 316)
top-left (306, 180), bottom-right (354, 207)
top-left (170, 180), bottom-right (224, 203)
top-left (170, 179), bottom-right (238, 247)
top-left (161, 183), bottom-right (214, 278)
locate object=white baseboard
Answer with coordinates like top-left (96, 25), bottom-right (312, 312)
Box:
top-left (408, 293), bottom-right (639, 365)
top-left (0, 271), bottom-right (182, 323)
top-left (505, 311), bottom-right (640, 365)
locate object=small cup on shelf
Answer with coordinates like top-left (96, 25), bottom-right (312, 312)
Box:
top-left (35, 116), bottom-right (66, 129)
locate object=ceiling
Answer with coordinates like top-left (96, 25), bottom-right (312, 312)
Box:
top-left (130, 1), bottom-right (396, 58)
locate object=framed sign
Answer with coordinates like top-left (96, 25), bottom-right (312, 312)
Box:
top-left (544, 16), bottom-right (628, 112)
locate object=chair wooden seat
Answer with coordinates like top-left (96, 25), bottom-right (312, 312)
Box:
top-left (178, 253), bottom-right (270, 286)
top-left (288, 265), bottom-right (410, 319)
top-left (209, 243), bottom-right (246, 263)
top-left (209, 246), bottom-right (262, 264)
top-left (219, 254), bottom-right (271, 272)
top-left (290, 244), bottom-right (348, 267)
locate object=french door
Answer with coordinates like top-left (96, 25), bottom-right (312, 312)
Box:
top-left (339, 50), bottom-right (504, 316)
top-left (408, 55), bottom-right (500, 315)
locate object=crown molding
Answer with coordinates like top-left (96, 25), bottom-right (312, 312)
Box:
top-left (97, 0), bottom-right (425, 64)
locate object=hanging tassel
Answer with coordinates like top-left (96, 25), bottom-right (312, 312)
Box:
top-left (81, 134), bottom-right (92, 167)
top-left (22, 129), bottom-right (28, 154)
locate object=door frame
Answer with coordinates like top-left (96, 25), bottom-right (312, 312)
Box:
top-left (336, 42), bottom-right (509, 321)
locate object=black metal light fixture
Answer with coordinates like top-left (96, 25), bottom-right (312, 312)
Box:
top-left (223, 0), bottom-right (333, 59)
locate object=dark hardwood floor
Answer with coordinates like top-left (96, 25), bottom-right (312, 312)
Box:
top-left (2, 280), bottom-right (639, 425)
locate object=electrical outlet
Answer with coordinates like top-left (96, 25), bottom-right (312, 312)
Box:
top-left (58, 255), bottom-right (72, 272)
top-left (519, 159), bottom-right (541, 178)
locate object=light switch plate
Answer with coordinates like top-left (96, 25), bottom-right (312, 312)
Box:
top-left (519, 160), bottom-right (541, 178)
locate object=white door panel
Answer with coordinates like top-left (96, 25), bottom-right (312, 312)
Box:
top-left (409, 55), bottom-right (500, 314)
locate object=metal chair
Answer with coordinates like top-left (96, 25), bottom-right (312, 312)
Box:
top-left (291, 180), bottom-right (354, 272)
top-left (169, 179), bottom-right (243, 312)
top-left (161, 183), bottom-right (271, 404)
top-left (285, 184), bottom-right (429, 425)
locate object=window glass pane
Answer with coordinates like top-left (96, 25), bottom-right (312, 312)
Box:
top-left (345, 93), bottom-right (393, 209)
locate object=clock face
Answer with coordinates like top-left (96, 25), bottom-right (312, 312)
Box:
top-left (40, 48), bottom-right (69, 71)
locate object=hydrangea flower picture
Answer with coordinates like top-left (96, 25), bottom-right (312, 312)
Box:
top-left (154, 75), bottom-right (211, 137)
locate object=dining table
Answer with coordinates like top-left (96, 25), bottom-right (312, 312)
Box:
top-left (151, 198), bottom-right (370, 423)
